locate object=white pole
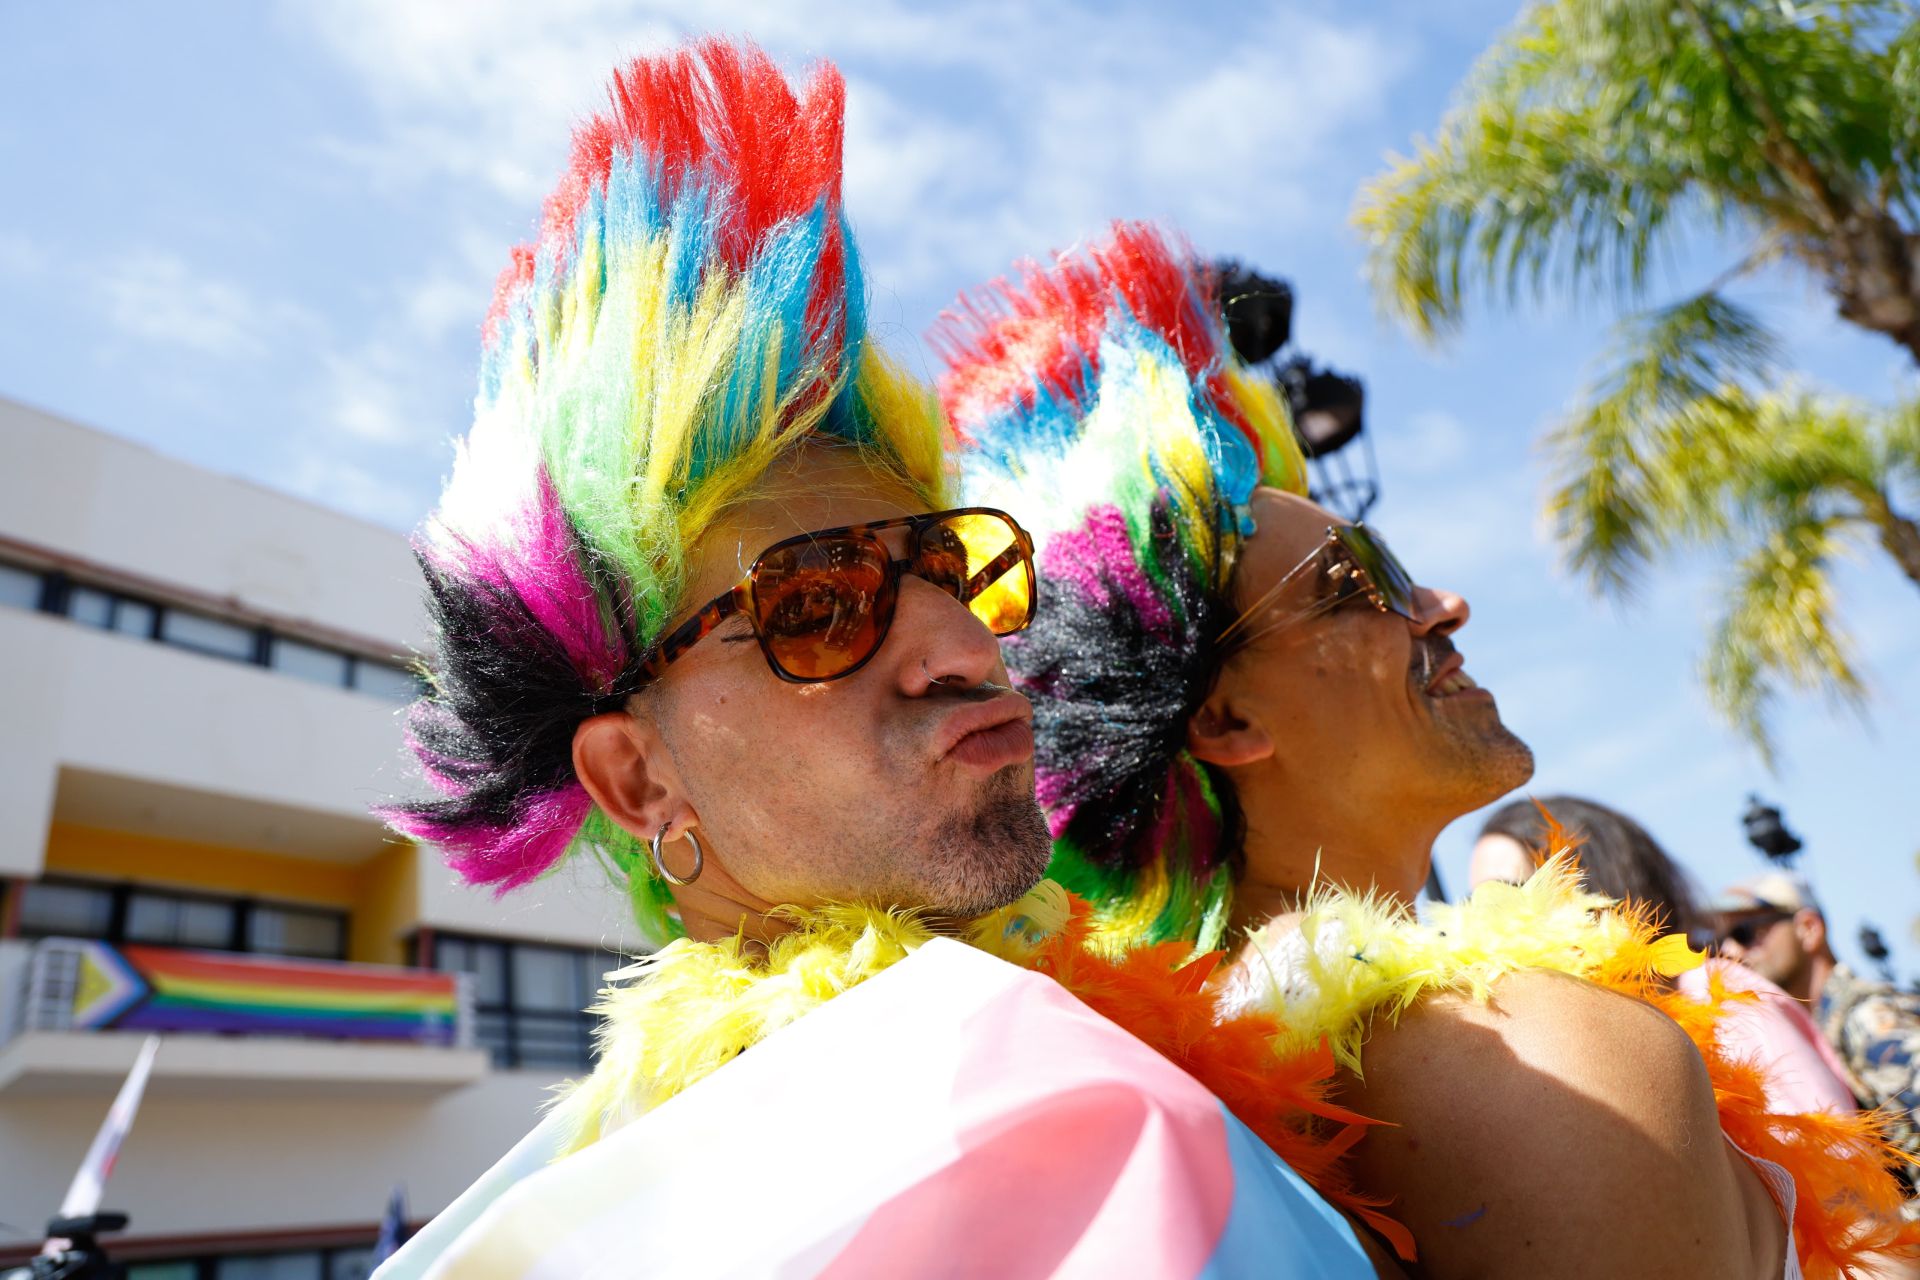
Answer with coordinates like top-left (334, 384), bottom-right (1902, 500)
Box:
top-left (41, 1035), bottom-right (161, 1253)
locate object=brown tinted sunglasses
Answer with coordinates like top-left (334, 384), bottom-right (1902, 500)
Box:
top-left (636, 507), bottom-right (1037, 685)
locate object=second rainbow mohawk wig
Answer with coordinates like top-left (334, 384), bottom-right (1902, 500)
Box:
top-left (386, 39), bottom-right (946, 942)
top-left (938, 223), bottom-right (1305, 949)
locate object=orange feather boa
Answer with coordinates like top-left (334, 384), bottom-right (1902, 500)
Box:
top-left (1025, 903), bottom-right (1416, 1258)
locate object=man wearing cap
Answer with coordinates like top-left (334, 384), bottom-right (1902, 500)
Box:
top-left (1718, 873), bottom-right (1920, 1201)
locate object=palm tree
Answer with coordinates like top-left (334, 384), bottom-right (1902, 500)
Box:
top-left (1355, 0), bottom-right (1920, 760)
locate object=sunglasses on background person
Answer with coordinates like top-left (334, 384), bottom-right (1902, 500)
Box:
top-left (633, 507), bottom-right (1036, 686)
top-left (1221, 523), bottom-right (1419, 650)
top-left (1718, 910), bottom-right (1795, 949)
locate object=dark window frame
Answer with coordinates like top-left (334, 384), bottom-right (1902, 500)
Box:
top-left (16, 876), bottom-right (349, 962)
top-left (423, 932), bottom-right (609, 1071)
top-left (2, 559), bottom-right (418, 701)
top-left (124, 1241), bottom-right (377, 1280)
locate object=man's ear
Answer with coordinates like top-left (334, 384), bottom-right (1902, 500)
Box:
top-left (573, 710), bottom-right (697, 841)
top-left (1187, 687), bottom-right (1274, 768)
top-left (1794, 908), bottom-right (1827, 955)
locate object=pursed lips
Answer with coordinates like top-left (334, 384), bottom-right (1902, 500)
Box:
top-left (934, 692), bottom-right (1036, 769)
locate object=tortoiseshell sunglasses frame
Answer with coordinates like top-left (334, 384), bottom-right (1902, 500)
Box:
top-left (635, 506), bottom-right (1037, 686)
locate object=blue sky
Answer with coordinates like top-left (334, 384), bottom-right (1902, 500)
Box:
top-left (2, 1), bottom-right (1914, 973)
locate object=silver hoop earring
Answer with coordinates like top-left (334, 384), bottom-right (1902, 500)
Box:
top-left (649, 824), bottom-right (703, 887)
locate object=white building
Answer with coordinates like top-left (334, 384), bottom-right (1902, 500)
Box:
top-left (0, 398), bottom-right (644, 1279)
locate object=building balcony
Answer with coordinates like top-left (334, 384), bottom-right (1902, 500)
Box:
top-left (0, 937), bottom-right (487, 1100)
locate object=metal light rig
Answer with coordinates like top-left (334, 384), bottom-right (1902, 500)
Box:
top-left (1217, 262), bottom-right (1379, 522)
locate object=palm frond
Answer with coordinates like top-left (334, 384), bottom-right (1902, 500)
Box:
top-left (1356, 0), bottom-right (1911, 339)
top-left (1703, 512), bottom-right (1866, 765)
top-left (1545, 292), bottom-right (1776, 595)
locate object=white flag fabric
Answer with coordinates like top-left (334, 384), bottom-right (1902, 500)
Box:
top-left (42, 1033), bottom-right (161, 1254)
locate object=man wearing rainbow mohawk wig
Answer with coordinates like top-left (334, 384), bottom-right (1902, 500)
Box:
top-left (945, 224), bottom-right (1920, 1279)
top-left (374, 40), bottom-right (1398, 1279)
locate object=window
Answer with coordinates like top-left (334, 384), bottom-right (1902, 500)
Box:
top-left (126, 891), bottom-right (238, 949)
top-left (271, 637), bottom-right (352, 688)
top-left (0, 562), bottom-right (42, 609)
top-left (66, 585), bottom-right (159, 638)
top-left (113, 597), bottom-right (158, 638)
top-left (350, 658), bottom-right (421, 702)
top-left (16, 880), bottom-right (115, 938)
top-left (248, 904), bottom-right (346, 959)
top-left (432, 934), bottom-right (610, 1070)
top-left (14, 878), bottom-right (347, 960)
top-left (125, 1246), bottom-right (374, 1280)
top-left (217, 1254), bottom-right (324, 1280)
top-left (68, 585), bottom-right (116, 628)
top-left (160, 609), bottom-right (258, 661)
top-left (327, 1250), bottom-right (376, 1280)
top-left (2, 562), bottom-right (405, 701)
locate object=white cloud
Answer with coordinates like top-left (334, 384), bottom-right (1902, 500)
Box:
top-left (1136, 15), bottom-right (1399, 226)
top-left (94, 250), bottom-right (314, 360)
top-left (285, 453), bottom-right (431, 529)
top-left (284, 0), bottom-right (1411, 299)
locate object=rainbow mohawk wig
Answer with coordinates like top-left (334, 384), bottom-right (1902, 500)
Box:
top-left (938, 223), bottom-right (1305, 950)
top-left (386, 39), bottom-right (946, 942)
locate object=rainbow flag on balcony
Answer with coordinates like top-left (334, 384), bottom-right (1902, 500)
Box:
top-left (65, 942), bottom-right (462, 1045)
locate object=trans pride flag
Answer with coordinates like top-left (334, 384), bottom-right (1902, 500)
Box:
top-left (376, 941), bottom-right (1373, 1279)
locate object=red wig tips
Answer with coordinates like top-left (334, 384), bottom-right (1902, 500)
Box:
top-left (481, 245), bottom-right (537, 349)
top-left (538, 38), bottom-right (848, 275)
top-left (934, 222), bottom-right (1225, 438)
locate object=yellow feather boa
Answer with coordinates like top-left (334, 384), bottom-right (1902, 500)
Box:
top-left (551, 880), bottom-right (1072, 1154)
top-left (1217, 853), bottom-right (1699, 1073)
top-left (546, 877), bottom-right (1413, 1250)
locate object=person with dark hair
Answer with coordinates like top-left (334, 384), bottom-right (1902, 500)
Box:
top-left (945, 226), bottom-right (1918, 1277)
top-left (1471, 794), bottom-right (1707, 939)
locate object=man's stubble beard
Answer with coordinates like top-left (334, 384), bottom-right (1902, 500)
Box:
top-left (920, 767), bottom-right (1054, 917)
top-left (1434, 709), bottom-right (1535, 813)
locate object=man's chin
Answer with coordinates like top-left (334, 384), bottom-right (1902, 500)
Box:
top-left (1435, 721), bottom-right (1535, 812)
top-left (923, 790), bottom-right (1053, 918)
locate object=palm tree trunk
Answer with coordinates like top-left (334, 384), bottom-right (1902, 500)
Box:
top-left (1828, 214), bottom-right (1920, 368)
top-left (1673, 0), bottom-right (1920, 366)
top-left (1865, 493), bottom-right (1920, 588)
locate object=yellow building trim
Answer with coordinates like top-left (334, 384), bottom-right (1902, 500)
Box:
top-left (44, 822), bottom-right (360, 907)
top-left (351, 842), bottom-right (422, 966)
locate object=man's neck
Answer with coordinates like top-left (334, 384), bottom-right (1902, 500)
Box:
top-left (1227, 781), bottom-right (1446, 937)
top-left (676, 890), bottom-right (976, 954)
top-left (1793, 951), bottom-right (1838, 1006)
top-left (675, 872), bottom-right (788, 951)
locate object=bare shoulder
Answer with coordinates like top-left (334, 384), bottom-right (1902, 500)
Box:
top-left (1344, 970), bottom-right (1785, 1280)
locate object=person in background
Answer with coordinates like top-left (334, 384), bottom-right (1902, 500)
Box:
top-left (1717, 872), bottom-right (1920, 1203)
top-left (1472, 795), bottom-right (1706, 938)
top-left (1472, 798), bottom-right (1857, 1118)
